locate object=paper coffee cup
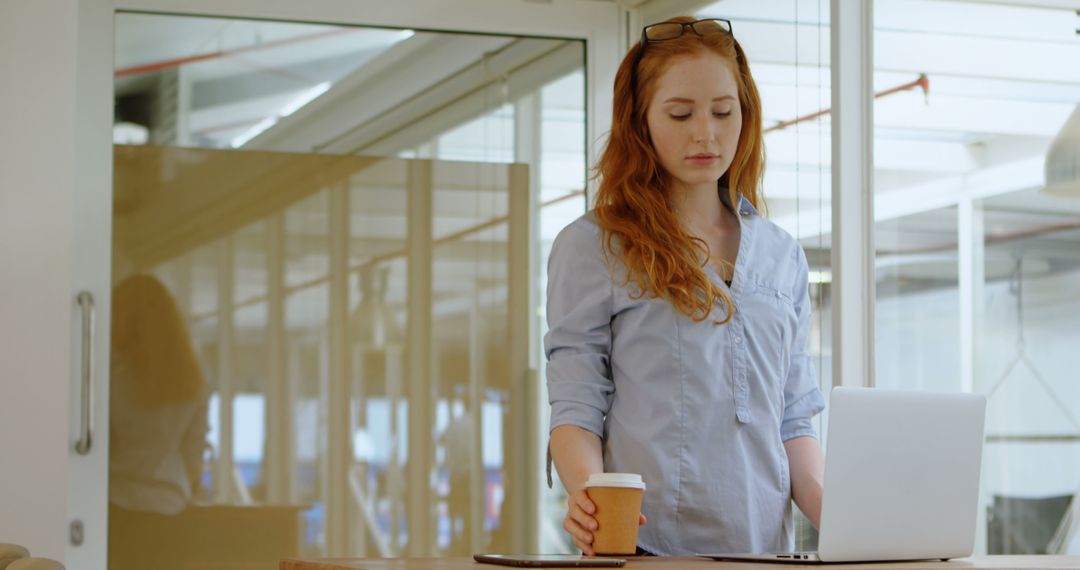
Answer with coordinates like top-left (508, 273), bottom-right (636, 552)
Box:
top-left (584, 473), bottom-right (645, 555)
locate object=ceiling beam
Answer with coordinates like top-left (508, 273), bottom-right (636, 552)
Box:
top-left (242, 33), bottom-right (510, 151)
top-left (774, 155), bottom-right (1046, 241)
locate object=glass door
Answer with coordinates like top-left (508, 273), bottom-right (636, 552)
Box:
top-left (107, 11), bottom-right (588, 569)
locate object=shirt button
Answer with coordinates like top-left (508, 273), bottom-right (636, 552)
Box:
top-left (734, 336), bottom-right (743, 344)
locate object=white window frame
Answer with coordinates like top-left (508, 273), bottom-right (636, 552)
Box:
top-left (831, 0), bottom-right (876, 391)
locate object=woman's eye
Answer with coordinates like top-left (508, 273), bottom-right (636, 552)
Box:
top-left (670, 114), bottom-right (691, 121)
top-left (714, 111), bottom-right (732, 118)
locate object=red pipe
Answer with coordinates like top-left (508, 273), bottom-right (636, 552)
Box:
top-left (765, 73), bottom-right (929, 133)
top-left (877, 218), bottom-right (1080, 256)
top-left (115, 27), bottom-right (357, 78)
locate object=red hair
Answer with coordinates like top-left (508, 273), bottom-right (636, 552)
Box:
top-left (112, 274), bottom-right (206, 407)
top-left (593, 16), bottom-right (765, 323)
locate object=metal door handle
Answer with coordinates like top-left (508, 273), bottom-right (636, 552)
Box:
top-left (75, 291), bottom-right (94, 455)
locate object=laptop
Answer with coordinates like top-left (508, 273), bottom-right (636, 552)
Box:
top-left (708, 387), bottom-right (987, 564)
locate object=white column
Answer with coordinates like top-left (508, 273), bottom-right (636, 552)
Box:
top-left (387, 344), bottom-right (404, 554)
top-left (327, 184), bottom-right (353, 555)
top-left (265, 213), bottom-right (294, 503)
top-left (466, 287), bottom-right (484, 554)
top-left (958, 199), bottom-right (984, 394)
top-left (176, 64), bottom-right (193, 147)
top-left (958, 197), bottom-right (987, 555)
top-left (515, 93), bottom-right (542, 371)
top-left (507, 163), bottom-right (533, 552)
top-left (173, 254), bottom-right (193, 316)
top-left (215, 237), bottom-right (236, 502)
top-left (406, 160), bottom-right (434, 556)
top-left (584, 4), bottom-right (624, 205)
top-left (830, 0), bottom-right (875, 389)
top-left (514, 93), bottom-right (543, 553)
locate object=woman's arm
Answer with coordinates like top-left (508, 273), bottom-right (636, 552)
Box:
top-left (784, 435), bottom-right (825, 529)
top-left (550, 425), bottom-right (605, 555)
top-left (545, 220), bottom-right (640, 554)
top-left (550, 424), bottom-right (604, 494)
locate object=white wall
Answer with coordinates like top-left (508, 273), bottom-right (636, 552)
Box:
top-left (0, 0), bottom-right (78, 559)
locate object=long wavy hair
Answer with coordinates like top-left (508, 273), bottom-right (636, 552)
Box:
top-left (593, 16), bottom-right (765, 323)
top-left (111, 274), bottom-right (206, 407)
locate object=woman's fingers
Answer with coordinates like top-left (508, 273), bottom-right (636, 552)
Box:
top-left (639, 513), bottom-right (647, 526)
top-left (569, 503), bottom-right (598, 532)
top-left (562, 515), bottom-right (595, 555)
top-left (565, 490), bottom-right (597, 556)
top-left (567, 490), bottom-right (598, 532)
top-left (571, 490), bottom-right (596, 516)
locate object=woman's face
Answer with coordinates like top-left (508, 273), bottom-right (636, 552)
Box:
top-left (645, 51), bottom-right (743, 193)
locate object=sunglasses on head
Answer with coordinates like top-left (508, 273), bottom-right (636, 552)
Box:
top-left (628, 18), bottom-right (735, 98)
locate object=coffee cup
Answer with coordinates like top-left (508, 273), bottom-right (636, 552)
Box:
top-left (583, 473), bottom-right (645, 555)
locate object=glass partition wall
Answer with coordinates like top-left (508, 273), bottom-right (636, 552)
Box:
top-left (872, 0), bottom-right (1080, 555)
top-left (110, 12), bottom-right (586, 569)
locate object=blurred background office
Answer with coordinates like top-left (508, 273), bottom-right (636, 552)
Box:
top-left (1, 0), bottom-right (1078, 568)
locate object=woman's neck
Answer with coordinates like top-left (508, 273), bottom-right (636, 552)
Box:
top-left (670, 181), bottom-right (729, 236)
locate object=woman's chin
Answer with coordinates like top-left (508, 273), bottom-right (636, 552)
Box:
top-left (672, 171), bottom-right (723, 188)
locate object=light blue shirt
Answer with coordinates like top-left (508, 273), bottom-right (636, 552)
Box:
top-left (544, 193), bottom-right (826, 556)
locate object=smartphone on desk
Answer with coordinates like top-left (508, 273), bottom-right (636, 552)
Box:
top-left (473, 554), bottom-right (627, 567)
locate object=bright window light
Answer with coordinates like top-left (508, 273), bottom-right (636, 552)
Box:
top-left (230, 81), bottom-right (332, 148)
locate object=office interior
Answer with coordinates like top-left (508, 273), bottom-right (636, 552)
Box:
top-left (1, 0), bottom-right (1079, 568)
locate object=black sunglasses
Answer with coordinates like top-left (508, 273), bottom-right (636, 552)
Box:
top-left (628, 18), bottom-right (735, 98)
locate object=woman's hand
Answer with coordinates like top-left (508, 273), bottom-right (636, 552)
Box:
top-left (563, 488), bottom-right (647, 556)
top-left (563, 488), bottom-right (598, 555)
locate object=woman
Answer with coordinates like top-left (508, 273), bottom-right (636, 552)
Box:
top-left (109, 274), bottom-right (209, 515)
top-left (545, 16), bottom-right (827, 556)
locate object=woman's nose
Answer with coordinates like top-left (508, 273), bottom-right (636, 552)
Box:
top-left (692, 115), bottom-right (715, 144)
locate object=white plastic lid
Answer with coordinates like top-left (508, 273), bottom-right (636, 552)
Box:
top-left (584, 472), bottom-right (645, 489)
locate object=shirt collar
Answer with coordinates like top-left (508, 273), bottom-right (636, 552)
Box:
top-left (736, 194), bottom-right (759, 216)
top-left (719, 187), bottom-right (760, 217)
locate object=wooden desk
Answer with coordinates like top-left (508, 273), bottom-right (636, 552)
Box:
top-left (110, 504), bottom-right (306, 570)
top-left (281, 556), bottom-right (1080, 570)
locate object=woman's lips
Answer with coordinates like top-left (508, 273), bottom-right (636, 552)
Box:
top-left (687, 154), bottom-right (718, 166)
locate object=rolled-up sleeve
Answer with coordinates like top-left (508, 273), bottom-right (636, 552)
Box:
top-left (781, 246), bottom-right (826, 441)
top-left (544, 220), bottom-right (616, 439)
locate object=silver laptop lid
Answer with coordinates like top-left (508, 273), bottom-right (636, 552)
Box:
top-left (817, 387), bottom-right (986, 562)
